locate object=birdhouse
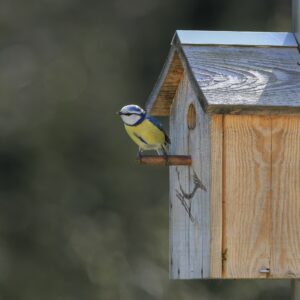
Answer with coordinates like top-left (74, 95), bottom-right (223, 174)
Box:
top-left (145, 30), bottom-right (300, 279)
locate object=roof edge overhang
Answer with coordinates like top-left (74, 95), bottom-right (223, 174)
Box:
top-left (146, 43), bottom-right (205, 116)
top-left (146, 30), bottom-right (300, 116)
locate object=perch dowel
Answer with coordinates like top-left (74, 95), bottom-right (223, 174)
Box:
top-left (137, 155), bottom-right (192, 166)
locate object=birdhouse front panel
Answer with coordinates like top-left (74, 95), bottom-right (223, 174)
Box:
top-left (223, 115), bottom-right (300, 279)
top-left (146, 31), bottom-right (300, 279)
top-left (169, 73), bottom-right (213, 279)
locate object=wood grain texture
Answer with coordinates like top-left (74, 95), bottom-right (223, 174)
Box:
top-left (167, 112), bottom-right (300, 279)
top-left (147, 43), bottom-right (300, 116)
top-left (271, 116), bottom-right (300, 278)
top-left (169, 73), bottom-right (211, 279)
top-left (182, 46), bottom-right (300, 114)
top-left (292, 280), bottom-right (300, 300)
top-left (223, 116), bottom-right (272, 278)
top-left (146, 47), bottom-right (184, 116)
top-left (210, 115), bottom-right (223, 278)
top-left (293, 0), bottom-right (300, 44)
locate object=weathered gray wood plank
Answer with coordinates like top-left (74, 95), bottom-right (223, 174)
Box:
top-left (147, 43), bottom-right (300, 116)
top-left (181, 46), bottom-right (300, 114)
top-left (169, 73), bottom-right (211, 279)
top-left (293, 0), bottom-right (300, 44)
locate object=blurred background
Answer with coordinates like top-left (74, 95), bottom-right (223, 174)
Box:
top-left (0, 0), bottom-right (294, 299)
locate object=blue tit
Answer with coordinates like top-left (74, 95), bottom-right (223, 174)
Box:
top-left (117, 104), bottom-right (170, 156)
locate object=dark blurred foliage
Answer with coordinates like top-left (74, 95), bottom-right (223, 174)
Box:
top-left (0, 0), bottom-right (292, 299)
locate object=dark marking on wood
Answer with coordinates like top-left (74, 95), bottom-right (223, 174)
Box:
top-left (175, 167), bottom-right (207, 222)
top-left (222, 248), bottom-right (228, 273)
top-left (176, 189), bottom-right (194, 223)
top-left (176, 167), bottom-right (207, 198)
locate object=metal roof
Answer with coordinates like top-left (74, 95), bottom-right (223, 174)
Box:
top-left (173, 30), bottom-right (298, 47)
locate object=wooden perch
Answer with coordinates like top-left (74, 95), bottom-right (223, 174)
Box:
top-left (137, 155), bottom-right (192, 166)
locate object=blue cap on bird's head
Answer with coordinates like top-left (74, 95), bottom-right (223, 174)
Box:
top-left (117, 104), bottom-right (146, 126)
top-left (118, 104), bottom-right (145, 116)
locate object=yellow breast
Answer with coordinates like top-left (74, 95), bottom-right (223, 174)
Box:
top-left (124, 119), bottom-right (166, 150)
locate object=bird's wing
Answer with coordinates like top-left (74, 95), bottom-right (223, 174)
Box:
top-left (133, 132), bottom-right (148, 145)
top-left (146, 115), bottom-right (171, 144)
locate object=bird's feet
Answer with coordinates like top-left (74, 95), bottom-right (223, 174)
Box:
top-left (136, 149), bottom-right (143, 160)
top-left (162, 150), bottom-right (169, 166)
top-left (156, 148), bottom-right (169, 165)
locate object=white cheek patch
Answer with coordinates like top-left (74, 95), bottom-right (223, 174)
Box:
top-left (121, 114), bottom-right (141, 125)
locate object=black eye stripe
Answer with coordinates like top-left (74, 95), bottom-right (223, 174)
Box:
top-left (123, 113), bottom-right (141, 116)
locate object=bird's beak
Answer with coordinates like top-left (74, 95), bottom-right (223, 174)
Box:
top-left (116, 111), bottom-right (121, 115)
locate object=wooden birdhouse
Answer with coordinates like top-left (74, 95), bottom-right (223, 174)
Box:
top-left (145, 29), bottom-right (300, 279)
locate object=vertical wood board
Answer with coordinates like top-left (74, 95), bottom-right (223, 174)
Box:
top-left (223, 116), bottom-right (272, 278)
top-left (169, 73), bottom-right (211, 279)
top-left (210, 115), bottom-right (223, 278)
top-left (271, 116), bottom-right (300, 278)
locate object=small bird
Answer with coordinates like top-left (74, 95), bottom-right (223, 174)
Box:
top-left (117, 104), bottom-right (170, 157)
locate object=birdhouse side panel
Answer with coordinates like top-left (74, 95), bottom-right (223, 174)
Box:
top-left (169, 73), bottom-right (213, 279)
top-left (221, 115), bottom-right (300, 279)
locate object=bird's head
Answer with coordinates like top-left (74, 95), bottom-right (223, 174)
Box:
top-left (117, 104), bottom-right (146, 125)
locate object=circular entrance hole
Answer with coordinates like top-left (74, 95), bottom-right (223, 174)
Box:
top-left (187, 103), bottom-right (196, 129)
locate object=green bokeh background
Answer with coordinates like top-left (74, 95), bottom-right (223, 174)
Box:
top-left (0, 0), bottom-right (293, 299)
